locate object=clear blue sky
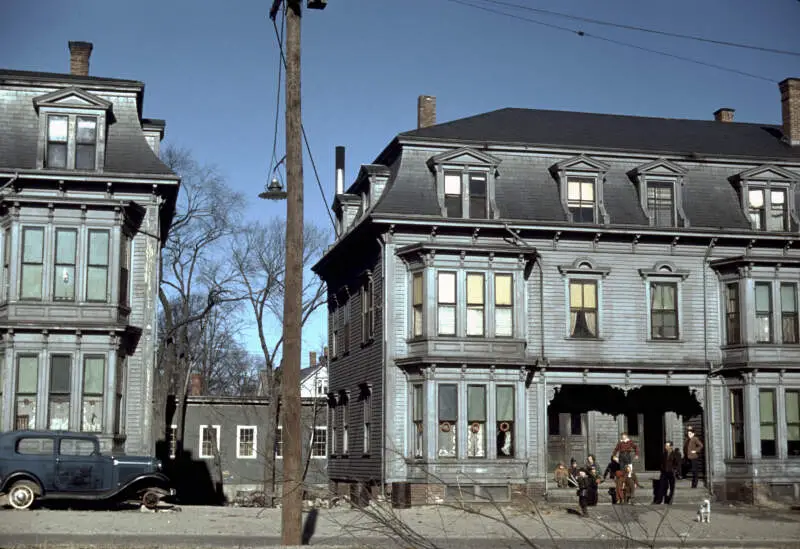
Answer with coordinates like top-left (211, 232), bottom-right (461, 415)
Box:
top-left (2, 0), bottom-right (799, 362)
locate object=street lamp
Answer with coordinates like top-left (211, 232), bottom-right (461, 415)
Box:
top-left (259, 177), bottom-right (288, 200)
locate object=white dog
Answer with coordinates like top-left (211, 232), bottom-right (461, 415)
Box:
top-left (697, 499), bottom-right (711, 523)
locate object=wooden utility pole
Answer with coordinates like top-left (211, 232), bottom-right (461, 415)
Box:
top-left (267, 0), bottom-right (327, 545)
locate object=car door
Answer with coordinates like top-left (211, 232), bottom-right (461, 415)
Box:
top-left (15, 436), bottom-right (57, 491)
top-left (55, 437), bottom-right (106, 492)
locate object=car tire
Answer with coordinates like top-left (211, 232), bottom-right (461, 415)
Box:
top-left (8, 480), bottom-right (38, 510)
top-left (142, 489), bottom-right (161, 510)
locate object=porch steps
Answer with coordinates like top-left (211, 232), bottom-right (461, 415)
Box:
top-left (544, 479), bottom-right (712, 505)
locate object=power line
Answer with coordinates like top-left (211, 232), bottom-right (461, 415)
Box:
top-left (270, 8), bottom-right (285, 187)
top-left (271, 13), bottom-right (336, 231)
top-left (482, 0), bottom-right (800, 58)
top-left (444, 0), bottom-right (776, 83)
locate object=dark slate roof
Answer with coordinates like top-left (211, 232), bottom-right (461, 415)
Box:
top-left (401, 108), bottom-right (800, 161)
top-left (0, 69), bottom-right (143, 87)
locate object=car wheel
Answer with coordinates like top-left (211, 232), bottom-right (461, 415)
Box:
top-left (8, 480), bottom-right (37, 510)
top-left (142, 489), bottom-right (161, 510)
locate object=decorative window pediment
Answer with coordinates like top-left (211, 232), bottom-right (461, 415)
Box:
top-left (557, 257), bottom-right (611, 277)
top-left (427, 147), bottom-right (501, 220)
top-left (550, 155), bottom-right (610, 225)
top-left (731, 165), bottom-right (800, 232)
top-left (638, 261), bottom-right (690, 280)
top-left (630, 158), bottom-right (688, 228)
top-left (33, 87), bottom-right (112, 112)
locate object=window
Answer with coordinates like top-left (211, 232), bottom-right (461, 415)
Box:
top-left (46, 115), bottom-right (68, 168)
top-left (646, 182), bottom-right (675, 227)
top-left (412, 273), bottom-right (423, 337)
top-left (496, 385), bottom-right (514, 458)
top-left (87, 230), bottom-right (109, 302)
top-left (312, 427), bottom-right (327, 457)
top-left (237, 426), bottom-right (257, 459)
top-left (495, 274), bottom-right (513, 337)
top-left (169, 425), bottom-right (177, 459)
top-left (730, 389), bottom-right (745, 458)
top-left (20, 227), bottom-right (44, 300)
top-left (316, 380), bottom-right (327, 395)
top-left (17, 438), bottom-right (55, 455)
top-left (412, 384), bottom-right (423, 458)
top-left (15, 356), bottom-right (38, 430)
top-left (343, 299), bottom-right (351, 354)
top-left (467, 385), bottom-right (486, 458)
top-left (468, 173), bottom-right (487, 218)
top-left (726, 283), bottom-right (741, 345)
top-left (362, 390), bottom-right (371, 455)
top-left (362, 278), bottom-right (375, 343)
top-left (330, 402), bottom-right (337, 455)
top-left (567, 178), bottom-right (596, 223)
top-left (444, 172), bottom-right (462, 217)
top-left (569, 280), bottom-right (597, 338)
top-left (75, 117), bottom-right (97, 170)
top-left (755, 282), bottom-right (773, 343)
top-left (60, 438), bottom-right (96, 456)
top-left (48, 355), bottom-right (71, 430)
top-left (759, 390), bottom-right (776, 457)
top-left (437, 272), bottom-right (456, 336)
top-left (81, 356), bottom-right (104, 432)
top-left (748, 188), bottom-right (788, 231)
top-left (54, 229), bottom-right (77, 301)
top-left (119, 235), bottom-right (131, 307)
top-left (650, 282), bottom-right (678, 339)
top-left (781, 283), bottom-right (798, 344)
top-left (570, 413), bottom-right (583, 435)
top-left (786, 390), bottom-right (800, 457)
top-left (276, 426), bottom-right (284, 458)
top-left (342, 396), bottom-right (349, 455)
top-left (199, 425), bottom-right (220, 459)
top-left (438, 384), bottom-right (457, 458)
top-left (466, 273), bottom-right (484, 336)
top-left (330, 308), bottom-right (338, 358)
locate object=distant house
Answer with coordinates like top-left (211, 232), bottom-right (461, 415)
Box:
top-left (175, 351), bottom-right (329, 502)
top-left (0, 42), bottom-right (179, 455)
top-left (314, 82), bottom-right (800, 505)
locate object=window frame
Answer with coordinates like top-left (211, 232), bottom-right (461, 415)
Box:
top-left (330, 304), bottom-right (339, 359)
top-left (168, 425), bottom-right (177, 459)
top-left (342, 298), bottom-right (351, 355)
top-left (361, 276), bottom-right (375, 344)
top-left (466, 384), bottom-right (487, 459)
top-left (341, 392), bottom-right (349, 456)
top-left (275, 425), bottom-right (284, 459)
top-left (53, 228), bottom-right (78, 302)
top-left (15, 355), bottom-right (39, 431)
top-left (312, 426), bottom-right (327, 458)
top-left (566, 177), bottom-right (597, 224)
top-left (759, 389), bottom-right (777, 458)
top-left (786, 389), bottom-right (800, 458)
top-left (48, 354), bottom-right (72, 431)
top-left (646, 180), bottom-right (677, 227)
top-left (236, 425), bottom-right (257, 459)
top-left (429, 147), bottom-right (500, 220)
top-left (437, 383), bottom-right (458, 459)
top-left (725, 282), bottom-right (741, 345)
top-left (729, 389), bottom-right (745, 459)
top-left (75, 116), bottom-right (98, 171)
top-left (20, 226), bottom-right (45, 301)
top-left (780, 282), bottom-right (799, 344)
top-left (755, 281), bottom-right (774, 344)
top-left (46, 114), bottom-right (69, 169)
top-left (362, 389), bottom-right (372, 456)
top-left (81, 355), bottom-right (105, 433)
top-left (746, 186), bottom-right (789, 231)
top-left (437, 271), bottom-right (457, 336)
top-left (199, 424), bottom-right (221, 459)
top-left (411, 383), bottom-right (424, 459)
top-left (494, 273), bottom-right (514, 338)
top-left (568, 279), bottom-right (599, 339)
top-left (86, 229), bottom-right (110, 303)
top-left (411, 271), bottom-right (424, 338)
top-left (465, 272), bottom-right (485, 337)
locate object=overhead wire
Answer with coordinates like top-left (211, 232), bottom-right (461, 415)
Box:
top-left (444, 0), bottom-right (777, 83)
top-left (269, 7), bottom-right (285, 189)
top-left (482, 0), bottom-right (800, 58)
top-left (270, 9), bottom-right (336, 230)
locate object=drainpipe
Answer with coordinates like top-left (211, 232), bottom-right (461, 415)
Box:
top-left (702, 237), bottom-right (717, 497)
top-left (0, 172), bottom-right (19, 195)
top-left (377, 233), bottom-right (387, 495)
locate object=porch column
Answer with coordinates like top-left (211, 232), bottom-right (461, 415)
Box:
top-left (776, 377), bottom-right (787, 460)
top-left (743, 373), bottom-right (761, 460)
top-left (2, 339), bottom-right (13, 430)
top-left (424, 368), bottom-right (437, 462)
top-left (705, 377), bottom-right (727, 487)
top-left (105, 334), bottom-right (118, 436)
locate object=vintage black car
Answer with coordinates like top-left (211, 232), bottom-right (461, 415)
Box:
top-left (0, 430), bottom-right (174, 510)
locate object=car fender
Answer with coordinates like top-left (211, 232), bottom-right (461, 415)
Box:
top-left (108, 472), bottom-right (172, 499)
top-left (0, 471), bottom-right (44, 496)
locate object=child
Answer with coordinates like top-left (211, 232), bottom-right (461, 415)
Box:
top-left (568, 458), bottom-right (580, 487)
top-left (622, 463), bottom-right (639, 503)
top-left (612, 432), bottom-right (640, 468)
top-left (588, 464), bottom-right (600, 506)
top-left (576, 469), bottom-right (592, 517)
top-left (554, 462), bottom-right (569, 488)
top-left (603, 455), bottom-right (621, 480)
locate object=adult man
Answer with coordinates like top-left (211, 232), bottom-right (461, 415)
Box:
top-left (684, 427), bottom-right (704, 488)
top-left (653, 441), bottom-right (681, 504)
top-left (612, 432), bottom-right (640, 468)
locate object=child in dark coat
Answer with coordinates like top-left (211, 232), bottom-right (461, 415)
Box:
top-left (576, 469), bottom-right (593, 516)
top-left (603, 455), bottom-right (622, 503)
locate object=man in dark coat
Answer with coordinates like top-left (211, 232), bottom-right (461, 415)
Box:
top-left (653, 441), bottom-right (681, 504)
top-left (684, 428), bottom-right (704, 488)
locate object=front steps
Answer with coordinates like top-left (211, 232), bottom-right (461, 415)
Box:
top-left (544, 477), bottom-right (712, 505)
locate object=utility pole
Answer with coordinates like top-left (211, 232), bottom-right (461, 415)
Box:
top-left (266, 0), bottom-right (326, 545)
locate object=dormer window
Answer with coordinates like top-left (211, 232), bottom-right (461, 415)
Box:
top-left (647, 181), bottom-right (675, 227)
top-left (567, 178), bottom-right (596, 223)
top-left (747, 188), bottom-right (787, 231)
top-left (427, 147), bottom-right (501, 220)
top-left (630, 159), bottom-right (688, 228)
top-left (76, 117), bottom-right (98, 170)
top-left (552, 155), bottom-right (610, 225)
top-left (734, 165), bottom-right (799, 232)
top-left (46, 116), bottom-right (68, 168)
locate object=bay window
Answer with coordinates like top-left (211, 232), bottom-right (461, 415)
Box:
top-left (437, 272), bottom-right (456, 336)
top-left (438, 384), bottom-right (457, 458)
top-left (21, 227), bottom-right (44, 300)
top-left (86, 230), bottom-right (109, 302)
top-left (15, 356), bottom-right (38, 430)
top-left (48, 355), bottom-right (71, 430)
top-left (412, 272), bottom-right (423, 337)
top-left (759, 389), bottom-right (776, 457)
top-left (495, 274), bottom-right (513, 337)
top-left (54, 229), bottom-right (77, 301)
top-left (755, 282), bottom-right (773, 343)
top-left (466, 273), bottom-right (484, 336)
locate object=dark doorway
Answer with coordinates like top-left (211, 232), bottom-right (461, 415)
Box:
top-left (643, 413), bottom-right (664, 471)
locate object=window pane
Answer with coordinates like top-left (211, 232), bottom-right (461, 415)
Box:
top-left (21, 265), bottom-right (43, 299)
top-left (23, 228), bottom-right (44, 263)
top-left (466, 307), bottom-right (484, 336)
top-left (438, 306), bottom-right (455, 335)
top-left (771, 189), bottom-right (785, 205)
top-left (47, 143), bottom-right (67, 168)
top-left (781, 283), bottom-right (797, 312)
top-left (583, 283), bottom-right (596, 308)
top-left (438, 384), bottom-right (457, 422)
top-left (55, 230), bottom-right (77, 264)
top-left (467, 385), bottom-right (486, 421)
top-left (787, 391), bottom-right (799, 423)
top-left (17, 356), bottom-right (38, 393)
top-left (496, 386), bottom-right (514, 421)
top-left (88, 231), bottom-right (109, 265)
top-left (495, 308), bottom-right (513, 337)
top-left (569, 282), bottom-right (583, 308)
top-left (438, 272), bottom-right (455, 303)
top-left (495, 274), bottom-right (512, 306)
top-left (755, 283), bottom-right (771, 312)
top-left (567, 181), bottom-right (581, 201)
top-left (748, 189), bottom-right (764, 208)
top-left (759, 390), bottom-right (775, 422)
top-left (76, 117), bottom-right (96, 142)
top-left (86, 266), bottom-right (108, 301)
top-left (581, 181), bottom-right (594, 201)
top-left (48, 116), bottom-right (68, 141)
top-left (75, 144), bottom-right (96, 170)
top-left (412, 385), bottom-right (423, 422)
top-left (467, 274), bottom-right (484, 305)
top-left (444, 173), bottom-right (461, 195)
top-left (50, 356), bottom-right (71, 393)
top-left (412, 273), bottom-right (423, 305)
top-left (83, 357), bottom-right (104, 394)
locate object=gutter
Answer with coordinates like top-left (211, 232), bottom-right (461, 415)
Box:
top-left (702, 237), bottom-right (717, 500)
top-left (377, 233), bottom-right (387, 492)
top-left (702, 238), bottom-right (718, 368)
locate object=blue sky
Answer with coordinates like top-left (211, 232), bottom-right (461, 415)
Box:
top-left (2, 0), bottom-right (799, 363)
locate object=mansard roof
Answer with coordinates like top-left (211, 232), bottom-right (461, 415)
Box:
top-left (401, 107), bottom-right (800, 161)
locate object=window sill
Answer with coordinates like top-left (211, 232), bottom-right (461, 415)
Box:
top-left (566, 336), bottom-right (603, 341)
top-left (647, 338), bottom-right (684, 343)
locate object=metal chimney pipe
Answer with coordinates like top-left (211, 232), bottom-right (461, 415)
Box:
top-left (335, 145), bottom-right (345, 195)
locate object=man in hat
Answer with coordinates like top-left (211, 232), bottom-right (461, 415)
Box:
top-left (683, 427), bottom-right (704, 488)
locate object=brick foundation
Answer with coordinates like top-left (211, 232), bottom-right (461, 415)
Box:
top-left (409, 483), bottom-right (446, 505)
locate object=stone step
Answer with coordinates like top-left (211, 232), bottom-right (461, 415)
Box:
top-left (544, 481), bottom-right (711, 505)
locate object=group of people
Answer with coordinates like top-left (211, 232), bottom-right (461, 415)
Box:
top-left (554, 427), bottom-right (704, 516)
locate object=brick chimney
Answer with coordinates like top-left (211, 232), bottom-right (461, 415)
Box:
top-left (780, 78), bottom-right (800, 146)
top-left (189, 373), bottom-right (204, 396)
top-left (714, 108), bottom-right (735, 123)
top-left (417, 95), bottom-right (436, 129)
top-left (309, 351), bottom-right (317, 368)
top-left (69, 41), bottom-right (93, 76)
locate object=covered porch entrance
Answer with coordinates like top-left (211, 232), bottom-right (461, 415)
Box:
top-left (547, 385), bottom-right (703, 473)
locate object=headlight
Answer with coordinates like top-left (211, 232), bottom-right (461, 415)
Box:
top-left (156, 459), bottom-right (163, 471)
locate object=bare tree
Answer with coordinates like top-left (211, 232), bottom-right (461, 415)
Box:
top-left (154, 146), bottom-right (246, 463)
top-left (229, 218), bottom-right (329, 505)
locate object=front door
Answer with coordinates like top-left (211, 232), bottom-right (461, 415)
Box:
top-left (643, 413), bottom-right (665, 471)
top-left (547, 411), bottom-right (588, 471)
top-left (55, 437), bottom-right (106, 492)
